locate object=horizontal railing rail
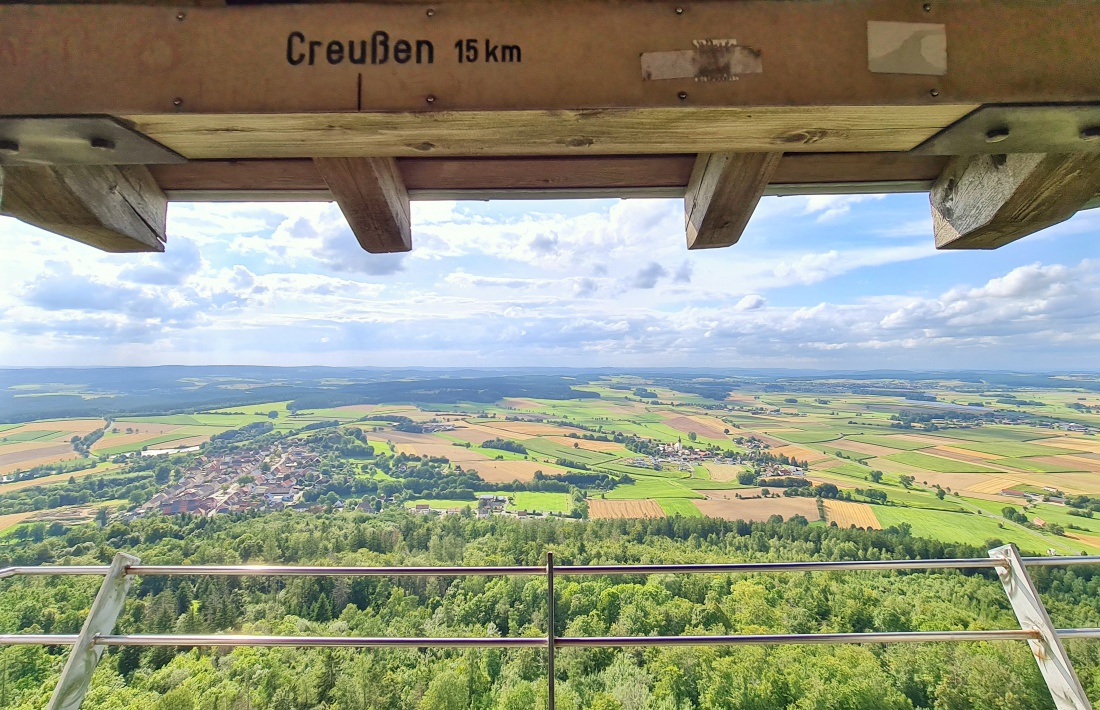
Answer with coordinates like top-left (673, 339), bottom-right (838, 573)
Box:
top-left (1, 549), bottom-right (1098, 710)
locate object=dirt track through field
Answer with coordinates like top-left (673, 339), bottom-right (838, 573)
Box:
top-left (588, 498), bottom-right (665, 519)
top-left (823, 500), bottom-right (881, 529)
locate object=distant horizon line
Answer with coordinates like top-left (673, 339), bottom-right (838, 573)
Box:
top-left (2, 365), bottom-right (1100, 375)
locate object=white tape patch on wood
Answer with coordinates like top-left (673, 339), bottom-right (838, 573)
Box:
top-left (867, 21), bottom-right (947, 75)
top-left (641, 39), bottom-right (762, 82)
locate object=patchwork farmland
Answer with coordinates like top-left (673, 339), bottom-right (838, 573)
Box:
top-left (4, 373), bottom-right (1100, 555)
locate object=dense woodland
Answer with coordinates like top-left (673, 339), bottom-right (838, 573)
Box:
top-left (2, 512), bottom-right (1100, 709)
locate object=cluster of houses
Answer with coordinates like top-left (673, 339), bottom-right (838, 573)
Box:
top-left (132, 445), bottom-right (323, 519)
top-left (629, 441), bottom-right (748, 473)
top-left (411, 494), bottom-right (545, 519)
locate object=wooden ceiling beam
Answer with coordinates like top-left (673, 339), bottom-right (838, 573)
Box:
top-left (931, 153), bottom-right (1100, 250)
top-left (0, 164), bottom-right (166, 252)
top-left (314, 157), bottom-right (411, 253)
top-left (685, 152), bottom-right (782, 250)
top-left (148, 153), bottom-right (950, 199)
top-left (3, 2), bottom-right (1098, 116)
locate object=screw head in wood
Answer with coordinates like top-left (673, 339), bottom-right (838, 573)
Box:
top-left (675, 6), bottom-right (684, 14)
top-left (426, 95), bottom-right (436, 104)
top-left (985, 127), bottom-right (1010, 144)
top-left (923, 3), bottom-right (932, 11)
top-left (929, 88), bottom-right (940, 97)
top-left (176, 11), bottom-right (185, 21)
top-left (426, 8), bottom-right (435, 17)
top-left (678, 91), bottom-right (688, 100)
top-left (0, 139), bottom-right (18, 154)
top-left (173, 98), bottom-right (183, 107)
top-left (1082, 126), bottom-right (1100, 142)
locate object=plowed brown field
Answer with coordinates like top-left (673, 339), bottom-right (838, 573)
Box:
top-left (664, 416), bottom-right (727, 440)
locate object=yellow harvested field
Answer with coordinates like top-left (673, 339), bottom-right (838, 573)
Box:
top-left (1029, 473), bottom-right (1100, 494)
top-left (445, 424), bottom-right (505, 445)
top-left (694, 497), bottom-right (820, 522)
top-left (1065, 532), bottom-right (1100, 553)
top-left (109, 422), bottom-right (182, 436)
top-left (704, 463), bottom-right (745, 482)
top-left (93, 424), bottom-right (183, 451)
top-left (0, 464), bottom-right (119, 494)
top-left (11, 418), bottom-right (105, 434)
top-left (830, 441), bottom-right (898, 458)
top-left (499, 398), bottom-right (545, 410)
top-left (663, 415), bottom-right (727, 440)
top-left (482, 421), bottom-right (566, 437)
top-left (928, 446), bottom-right (1004, 464)
top-left (380, 431), bottom-right (449, 445)
top-left (1054, 438), bottom-right (1100, 454)
top-left (148, 434), bottom-right (211, 450)
top-left (966, 476), bottom-right (1025, 494)
top-left (1052, 455), bottom-right (1100, 473)
top-left (0, 445), bottom-right (80, 475)
top-left (394, 442), bottom-right (489, 462)
top-left (891, 433), bottom-right (973, 447)
top-left (333, 404), bottom-right (378, 414)
top-left (463, 460), bottom-right (564, 483)
top-left (769, 445), bottom-right (831, 463)
top-left (0, 512), bottom-right (36, 532)
top-left (545, 436), bottom-right (626, 453)
top-left (588, 498), bottom-right (665, 519)
top-left (0, 440), bottom-right (68, 455)
top-left (823, 500), bottom-right (881, 529)
top-left (1030, 438), bottom-right (1092, 454)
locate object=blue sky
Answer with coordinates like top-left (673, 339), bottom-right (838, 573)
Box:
top-left (0, 193), bottom-right (1097, 369)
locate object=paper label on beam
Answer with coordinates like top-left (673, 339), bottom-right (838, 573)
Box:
top-left (641, 39), bottom-right (762, 82)
top-left (867, 21), bottom-right (947, 75)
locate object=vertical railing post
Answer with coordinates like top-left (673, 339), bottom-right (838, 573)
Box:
top-left (47, 552), bottom-right (140, 710)
top-left (989, 544), bottom-right (1092, 710)
top-left (546, 551), bottom-right (555, 710)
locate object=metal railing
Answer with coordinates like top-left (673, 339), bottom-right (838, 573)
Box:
top-left (1, 546), bottom-right (1098, 710)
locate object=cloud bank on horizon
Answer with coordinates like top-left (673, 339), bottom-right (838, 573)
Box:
top-left (0, 194), bottom-right (1098, 369)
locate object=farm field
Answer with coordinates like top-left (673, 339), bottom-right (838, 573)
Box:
top-left (883, 451), bottom-right (1002, 473)
top-left (693, 497), bottom-right (821, 522)
top-left (3, 373), bottom-right (1100, 558)
top-left (588, 498), bottom-right (665, 519)
top-left (823, 499), bottom-right (881, 529)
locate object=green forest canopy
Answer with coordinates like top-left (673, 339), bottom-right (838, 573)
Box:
top-left (1, 512), bottom-right (1099, 709)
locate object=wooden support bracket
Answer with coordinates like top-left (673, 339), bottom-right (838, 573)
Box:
top-left (931, 153), bottom-right (1100, 250)
top-left (314, 157), bottom-right (411, 254)
top-left (685, 152), bottom-right (782, 249)
top-left (0, 165), bottom-right (166, 253)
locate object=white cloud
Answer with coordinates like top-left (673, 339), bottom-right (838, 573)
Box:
top-left (1, 197), bottom-right (1098, 369)
top-left (803, 194), bottom-right (886, 222)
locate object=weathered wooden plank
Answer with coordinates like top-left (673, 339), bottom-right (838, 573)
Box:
top-left (1, 2), bottom-right (1098, 115)
top-left (771, 152), bottom-right (948, 185)
top-left (149, 152), bottom-right (951, 197)
top-left (0, 164), bottom-right (166, 252)
top-left (125, 106), bottom-right (975, 159)
top-left (931, 153), bottom-right (1100, 249)
top-left (685, 152), bottom-right (782, 250)
top-left (314, 157), bottom-right (411, 253)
